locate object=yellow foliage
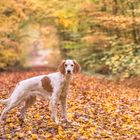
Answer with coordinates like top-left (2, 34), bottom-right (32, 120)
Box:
top-left (34, 113), bottom-right (41, 120)
top-left (16, 132), bottom-right (24, 138)
top-left (31, 134), bottom-right (38, 140)
top-left (5, 134), bottom-right (12, 139)
top-left (0, 48), bottom-right (20, 69)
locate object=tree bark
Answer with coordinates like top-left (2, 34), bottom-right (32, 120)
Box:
top-left (113, 0), bottom-right (119, 15)
top-left (101, 0), bottom-right (107, 11)
top-left (130, 1), bottom-right (138, 44)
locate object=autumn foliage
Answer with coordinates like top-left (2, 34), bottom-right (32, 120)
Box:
top-left (0, 70), bottom-right (139, 139)
top-left (0, 0), bottom-right (140, 139)
top-left (0, 0), bottom-right (140, 77)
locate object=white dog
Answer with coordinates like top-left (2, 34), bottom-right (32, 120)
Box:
top-left (0, 59), bottom-right (81, 124)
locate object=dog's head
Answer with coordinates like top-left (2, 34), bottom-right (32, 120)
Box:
top-left (58, 59), bottom-right (81, 75)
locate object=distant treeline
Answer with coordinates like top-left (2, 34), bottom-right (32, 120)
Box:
top-left (0, 0), bottom-right (140, 77)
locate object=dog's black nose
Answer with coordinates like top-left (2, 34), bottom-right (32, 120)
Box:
top-left (67, 70), bottom-right (71, 73)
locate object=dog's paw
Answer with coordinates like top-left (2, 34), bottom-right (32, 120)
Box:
top-left (0, 117), bottom-right (6, 124)
top-left (55, 118), bottom-right (60, 125)
top-left (51, 116), bottom-right (59, 124)
top-left (0, 116), bottom-right (6, 121)
top-left (19, 116), bottom-right (26, 122)
top-left (61, 118), bottom-right (71, 124)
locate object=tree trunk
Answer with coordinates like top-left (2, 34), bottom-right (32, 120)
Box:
top-left (113, 0), bottom-right (119, 15)
top-left (101, 0), bottom-right (107, 11)
top-left (130, 1), bottom-right (138, 44)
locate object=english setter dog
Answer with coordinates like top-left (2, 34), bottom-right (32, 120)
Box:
top-left (0, 59), bottom-right (81, 124)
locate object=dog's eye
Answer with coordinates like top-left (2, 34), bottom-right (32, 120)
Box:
top-left (71, 64), bottom-right (74, 67)
top-left (65, 64), bottom-right (67, 67)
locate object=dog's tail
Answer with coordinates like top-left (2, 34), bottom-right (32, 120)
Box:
top-left (0, 98), bottom-right (10, 105)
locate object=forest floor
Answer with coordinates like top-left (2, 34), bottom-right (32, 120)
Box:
top-left (0, 70), bottom-right (139, 139)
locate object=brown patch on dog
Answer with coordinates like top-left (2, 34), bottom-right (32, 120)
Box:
top-left (41, 76), bottom-right (53, 92)
top-left (58, 60), bottom-right (65, 75)
top-left (73, 60), bottom-right (81, 73)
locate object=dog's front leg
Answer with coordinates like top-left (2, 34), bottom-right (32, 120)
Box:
top-left (50, 90), bottom-right (61, 124)
top-left (60, 96), bottom-right (68, 121)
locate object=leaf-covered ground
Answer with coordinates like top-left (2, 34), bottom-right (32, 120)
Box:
top-left (0, 71), bottom-right (139, 139)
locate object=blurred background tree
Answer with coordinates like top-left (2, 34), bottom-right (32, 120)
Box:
top-left (0, 0), bottom-right (140, 78)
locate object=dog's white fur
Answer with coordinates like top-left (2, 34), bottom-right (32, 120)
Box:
top-left (0, 59), bottom-right (80, 124)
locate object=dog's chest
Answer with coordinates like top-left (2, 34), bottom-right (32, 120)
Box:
top-left (60, 78), bottom-right (70, 96)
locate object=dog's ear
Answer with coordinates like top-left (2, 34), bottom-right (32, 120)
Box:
top-left (73, 60), bottom-right (81, 73)
top-left (58, 60), bottom-right (65, 74)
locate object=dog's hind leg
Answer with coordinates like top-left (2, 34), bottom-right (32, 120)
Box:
top-left (20, 96), bottom-right (36, 119)
top-left (0, 95), bottom-right (25, 121)
top-left (0, 100), bottom-right (22, 120)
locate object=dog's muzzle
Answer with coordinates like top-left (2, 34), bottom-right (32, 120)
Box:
top-left (67, 70), bottom-right (71, 74)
